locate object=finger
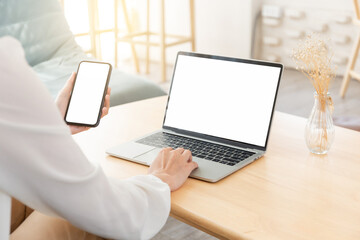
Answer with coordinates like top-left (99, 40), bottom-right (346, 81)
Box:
top-left (191, 161), bottom-right (198, 170)
top-left (65, 72), bottom-right (76, 90)
top-left (70, 72), bottom-right (76, 82)
top-left (173, 148), bottom-right (185, 154)
top-left (163, 147), bottom-right (173, 152)
top-left (104, 94), bottom-right (110, 109)
top-left (150, 151), bottom-right (163, 168)
top-left (101, 96), bottom-right (111, 118)
top-left (160, 148), bottom-right (172, 168)
top-left (182, 149), bottom-right (192, 161)
top-left (152, 148), bottom-right (169, 168)
top-left (61, 72), bottom-right (76, 96)
top-left (107, 87), bottom-right (111, 95)
top-left (186, 160), bottom-right (198, 172)
top-left (57, 73), bottom-right (76, 100)
top-left (158, 148), bottom-right (172, 160)
top-left (101, 107), bottom-right (108, 117)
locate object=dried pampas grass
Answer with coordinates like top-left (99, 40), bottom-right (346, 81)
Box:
top-left (292, 33), bottom-right (336, 111)
top-left (293, 33), bottom-right (336, 153)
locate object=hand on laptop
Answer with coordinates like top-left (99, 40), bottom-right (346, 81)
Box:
top-left (55, 72), bottom-right (111, 134)
top-left (149, 147), bottom-right (198, 191)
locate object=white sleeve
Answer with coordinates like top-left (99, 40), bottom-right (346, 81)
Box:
top-left (0, 37), bottom-right (170, 240)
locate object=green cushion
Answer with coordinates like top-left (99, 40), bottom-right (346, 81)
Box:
top-left (0, 0), bottom-right (166, 106)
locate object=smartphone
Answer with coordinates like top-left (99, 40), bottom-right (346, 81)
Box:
top-left (64, 61), bottom-right (112, 127)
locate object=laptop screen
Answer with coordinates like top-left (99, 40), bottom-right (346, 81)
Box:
top-left (163, 52), bottom-right (282, 149)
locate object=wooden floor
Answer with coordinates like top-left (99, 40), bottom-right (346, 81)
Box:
top-left (118, 61), bottom-right (360, 240)
top-left (276, 68), bottom-right (360, 119)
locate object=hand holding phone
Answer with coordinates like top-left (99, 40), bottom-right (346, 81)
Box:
top-left (64, 61), bottom-right (112, 127)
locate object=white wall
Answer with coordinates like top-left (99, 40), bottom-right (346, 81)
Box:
top-left (195, 0), bottom-right (261, 58)
top-left (129, 0), bottom-right (261, 65)
top-left (96, 0), bottom-right (356, 75)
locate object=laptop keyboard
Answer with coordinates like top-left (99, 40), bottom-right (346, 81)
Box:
top-left (136, 132), bottom-right (255, 166)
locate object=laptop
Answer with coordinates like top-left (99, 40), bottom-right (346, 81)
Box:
top-left (107, 51), bottom-right (283, 182)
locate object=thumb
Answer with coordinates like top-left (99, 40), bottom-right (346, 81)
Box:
top-left (189, 161), bottom-right (198, 171)
top-left (64, 72), bottom-right (76, 91)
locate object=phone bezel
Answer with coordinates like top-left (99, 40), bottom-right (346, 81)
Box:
top-left (64, 60), bottom-right (112, 127)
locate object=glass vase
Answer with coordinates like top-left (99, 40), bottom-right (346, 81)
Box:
top-left (305, 92), bottom-right (335, 155)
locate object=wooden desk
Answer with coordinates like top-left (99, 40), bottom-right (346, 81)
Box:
top-left (73, 96), bottom-right (360, 240)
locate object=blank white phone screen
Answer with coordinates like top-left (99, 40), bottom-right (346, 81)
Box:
top-left (65, 62), bottom-right (110, 125)
top-left (164, 55), bottom-right (281, 147)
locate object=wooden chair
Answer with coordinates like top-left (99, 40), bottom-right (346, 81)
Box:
top-left (60, 0), bottom-right (108, 59)
top-left (340, 0), bottom-right (360, 97)
top-left (0, 191), bottom-right (11, 239)
top-left (114, 0), bottom-right (196, 82)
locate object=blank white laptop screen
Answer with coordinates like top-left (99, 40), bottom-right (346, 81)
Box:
top-left (164, 54), bottom-right (282, 147)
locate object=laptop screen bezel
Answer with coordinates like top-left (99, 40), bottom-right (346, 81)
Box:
top-left (162, 51), bottom-right (283, 151)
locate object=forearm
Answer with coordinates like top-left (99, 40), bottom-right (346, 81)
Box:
top-left (0, 131), bottom-right (170, 239)
top-left (51, 173), bottom-right (170, 239)
top-left (0, 36), bottom-right (170, 239)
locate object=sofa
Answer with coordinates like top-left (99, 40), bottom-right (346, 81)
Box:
top-left (0, 0), bottom-right (166, 106)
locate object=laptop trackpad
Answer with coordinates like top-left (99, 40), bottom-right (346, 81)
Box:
top-left (106, 142), bottom-right (155, 159)
top-left (135, 148), bottom-right (162, 165)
